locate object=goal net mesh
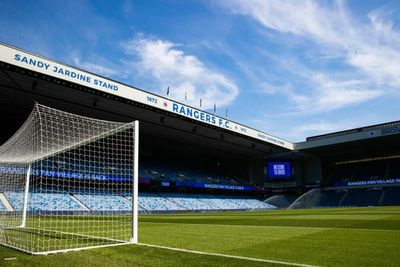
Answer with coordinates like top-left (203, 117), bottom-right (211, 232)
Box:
top-left (0, 103), bottom-right (138, 254)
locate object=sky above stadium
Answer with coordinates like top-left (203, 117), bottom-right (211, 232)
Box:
top-left (1, 0), bottom-right (400, 142)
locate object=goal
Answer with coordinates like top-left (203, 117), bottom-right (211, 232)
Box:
top-left (0, 103), bottom-right (139, 254)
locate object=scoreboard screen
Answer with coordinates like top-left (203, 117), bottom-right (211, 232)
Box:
top-left (266, 162), bottom-right (291, 179)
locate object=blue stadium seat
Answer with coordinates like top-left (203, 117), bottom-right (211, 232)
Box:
top-left (2, 190), bottom-right (275, 213)
top-left (74, 194), bottom-right (131, 211)
top-left (341, 188), bottom-right (382, 207)
top-left (382, 187), bottom-right (400, 205)
top-left (136, 193), bottom-right (186, 211)
top-left (4, 191), bottom-right (84, 211)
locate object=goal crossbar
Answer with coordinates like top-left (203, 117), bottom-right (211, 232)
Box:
top-left (0, 118), bottom-right (135, 165)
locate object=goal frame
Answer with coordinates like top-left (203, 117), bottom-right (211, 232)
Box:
top-left (0, 104), bottom-right (139, 255)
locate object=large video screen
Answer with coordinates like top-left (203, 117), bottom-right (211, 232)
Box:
top-left (267, 162), bottom-right (291, 179)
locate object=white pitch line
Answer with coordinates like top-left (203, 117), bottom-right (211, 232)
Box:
top-left (138, 243), bottom-right (321, 267)
top-left (141, 221), bottom-right (400, 233)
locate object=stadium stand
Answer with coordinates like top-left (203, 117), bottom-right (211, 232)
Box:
top-left (0, 156), bottom-right (269, 213)
top-left (158, 193), bottom-right (274, 211)
top-left (228, 195), bottom-right (274, 209)
top-left (355, 161), bottom-right (387, 181)
top-left (4, 191), bottom-right (84, 211)
top-left (0, 201), bottom-right (6, 211)
top-left (73, 194), bottom-right (131, 211)
top-left (1, 190), bottom-right (274, 213)
top-left (4, 155), bottom-right (400, 212)
top-left (330, 164), bottom-right (357, 183)
top-left (382, 187), bottom-right (400, 205)
top-left (135, 193), bottom-right (186, 212)
top-left (140, 160), bottom-right (247, 186)
top-left (288, 186), bottom-right (400, 209)
top-left (264, 194), bottom-right (299, 209)
top-left (329, 158), bottom-right (400, 185)
top-left (139, 167), bottom-right (156, 181)
top-left (161, 193), bottom-right (214, 210)
top-left (2, 42), bottom-right (400, 220)
top-left (288, 189), bottom-right (345, 209)
top-left (340, 188), bottom-right (383, 207)
top-left (387, 158), bottom-right (400, 178)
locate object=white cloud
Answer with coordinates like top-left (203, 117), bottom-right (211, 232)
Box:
top-left (122, 37), bottom-right (239, 109)
top-left (295, 73), bottom-right (383, 113)
top-left (261, 73), bottom-right (383, 114)
top-left (296, 121), bottom-right (342, 133)
top-left (218, 0), bottom-right (400, 113)
top-left (221, 0), bottom-right (341, 44)
top-left (252, 112), bottom-right (361, 141)
top-left (288, 120), bottom-right (356, 141)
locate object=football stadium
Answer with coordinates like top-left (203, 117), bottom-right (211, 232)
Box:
top-left (1, 42), bottom-right (400, 266)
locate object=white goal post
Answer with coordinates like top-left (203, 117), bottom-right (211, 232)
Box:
top-left (0, 103), bottom-right (139, 254)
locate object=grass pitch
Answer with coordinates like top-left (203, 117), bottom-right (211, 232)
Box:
top-left (1, 206), bottom-right (400, 266)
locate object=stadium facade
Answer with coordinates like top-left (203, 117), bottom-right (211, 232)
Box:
top-left (1, 42), bottom-right (400, 209)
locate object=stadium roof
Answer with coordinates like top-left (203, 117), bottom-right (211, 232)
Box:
top-left (296, 119), bottom-right (400, 151)
top-left (306, 120), bottom-right (400, 142)
top-left (0, 42), bottom-right (292, 150)
top-left (3, 42), bottom-right (399, 158)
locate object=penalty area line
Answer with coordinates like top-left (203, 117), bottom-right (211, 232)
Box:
top-left (137, 243), bottom-right (320, 267)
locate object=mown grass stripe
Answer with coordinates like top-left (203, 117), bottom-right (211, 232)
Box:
top-left (138, 243), bottom-right (321, 267)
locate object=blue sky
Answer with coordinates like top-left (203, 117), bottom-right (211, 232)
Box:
top-left (1, 0), bottom-right (400, 142)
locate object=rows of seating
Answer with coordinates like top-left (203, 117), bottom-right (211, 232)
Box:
top-left (140, 162), bottom-right (247, 186)
top-left (158, 193), bottom-right (275, 210)
top-left (74, 194), bottom-right (131, 211)
top-left (387, 158), bottom-right (400, 178)
top-left (340, 188), bottom-right (382, 207)
top-left (288, 186), bottom-right (400, 209)
top-left (132, 193), bottom-right (186, 211)
top-left (264, 194), bottom-right (300, 209)
top-left (29, 160), bottom-right (250, 187)
top-left (39, 158), bottom-right (133, 180)
top-left (4, 191), bottom-right (84, 211)
top-left (3, 187), bottom-right (399, 212)
top-left (2, 158), bottom-right (250, 190)
top-left (383, 187), bottom-right (400, 205)
top-left (330, 158), bottom-right (400, 185)
top-left (0, 191), bottom-right (274, 212)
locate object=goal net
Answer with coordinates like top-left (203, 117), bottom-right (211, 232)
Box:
top-left (0, 103), bottom-right (139, 254)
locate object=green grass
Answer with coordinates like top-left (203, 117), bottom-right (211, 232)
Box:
top-left (2, 206), bottom-right (400, 266)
